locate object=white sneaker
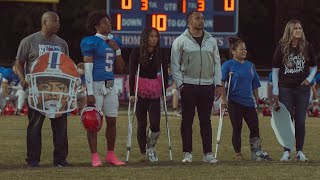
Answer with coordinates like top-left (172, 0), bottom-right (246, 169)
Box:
top-left (280, 151), bottom-right (291, 161)
top-left (182, 152), bottom-right (192, 163)
top-left (296, 151), bottom-right (308, 161)
top-left (203, 153), bottom-right (218, 164)
top-left (146, 148), bottom-right (158, 162)
top-left (173, 110), bottom-right (182, 117)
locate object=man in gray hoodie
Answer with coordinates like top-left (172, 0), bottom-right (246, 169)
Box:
top-left (171, 11), bottom-right (223, 163)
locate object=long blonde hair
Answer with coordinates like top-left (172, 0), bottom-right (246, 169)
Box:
top-left (279, 19), bottom-right (308, 64)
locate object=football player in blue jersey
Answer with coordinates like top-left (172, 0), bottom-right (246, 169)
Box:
top-left (306, 73), bottom-right (320, 116)
top-left (0, 64), bottom-right (26, 115)
top-left (310, 73), bottom-right (320, 105)
top-left (80, 10), bottom-right (125, 167)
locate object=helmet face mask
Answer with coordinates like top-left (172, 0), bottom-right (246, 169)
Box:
top-left (26, 51), bottom-right (80, 118)
top-left (81, 104), bottom-right (104, 133)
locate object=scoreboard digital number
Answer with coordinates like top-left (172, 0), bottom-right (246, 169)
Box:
top-left (106, 0), bottom-right (238, 48)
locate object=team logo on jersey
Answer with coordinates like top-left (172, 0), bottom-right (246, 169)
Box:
top-left (26, 51), bottom-right (80, 118)
top-left (38, 44), bottom-right (62, 56)
top-left (249, 66), bottom-right (254, 76)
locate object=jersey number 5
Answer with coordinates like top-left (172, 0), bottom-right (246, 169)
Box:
top-left (105, 52), bottom-right (114, 72)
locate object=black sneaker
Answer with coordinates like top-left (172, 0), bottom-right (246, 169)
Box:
top-left (54, 160), bottom-right (72, 167)
top-left (28, 161), bottom-right (39, 167)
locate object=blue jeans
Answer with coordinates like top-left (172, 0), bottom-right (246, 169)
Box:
top-left (279, 85), bottom-right (310, 151)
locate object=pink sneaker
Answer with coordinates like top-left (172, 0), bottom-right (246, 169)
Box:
top-left (105, 151), bottom-right (126, 166)
top-left (91, 153), bottom-right (102, 167)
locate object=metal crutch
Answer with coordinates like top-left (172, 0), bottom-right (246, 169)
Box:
top-left (160, 63), bottom-right (173, 160)
top-left (214, 72), bottom-right (233, 159)
top-left (126, 64), bottom-right (140, 162)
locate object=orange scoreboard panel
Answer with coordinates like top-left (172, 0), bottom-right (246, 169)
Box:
top-left (106, 0), bottom-right (238, 48)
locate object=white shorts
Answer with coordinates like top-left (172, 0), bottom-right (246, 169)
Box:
top-left (93, 81), bottom-right (119, 117)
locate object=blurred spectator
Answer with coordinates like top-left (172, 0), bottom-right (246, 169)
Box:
top-left (0, 64), bottom-right (26, 115)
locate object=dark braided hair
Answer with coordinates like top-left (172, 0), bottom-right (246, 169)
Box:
top-left (139, 27), bottom-right (161, 67)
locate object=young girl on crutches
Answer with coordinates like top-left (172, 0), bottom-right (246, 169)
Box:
top-left (128, 27), bottom-right (168, 162)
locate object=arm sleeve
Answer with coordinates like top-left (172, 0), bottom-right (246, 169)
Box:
top-left (170, 38), bottom-right (183, 88)
top-left (306, 66), bottom-right (317, 83)
top-left (306, 44), bottom-right (317, 83)
top-left (129, 48), bottom-right (138, 96)
top-left (212, 38), bottom-right (222, 86)
top-left (272, 68), bottom-right (280, 95)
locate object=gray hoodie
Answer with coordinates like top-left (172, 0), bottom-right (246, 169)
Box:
top-left (170, 29), bottom-right (222, 88)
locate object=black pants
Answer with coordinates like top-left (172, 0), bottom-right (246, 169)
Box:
top-left (135, 97), bottom-right (161, 154)
top-left (228, 100), bottom-right (260, 153)
top-left (26, 107), bottom-right (68, 164)
top-left (181, 84), bottom-right (214, 154)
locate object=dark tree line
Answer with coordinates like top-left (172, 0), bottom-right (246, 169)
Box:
top-left (0, 0), bottom-right (319, 71)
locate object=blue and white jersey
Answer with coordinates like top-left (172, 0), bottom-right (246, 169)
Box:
top-left (221, 59), bottom-right (261, 108)
top-left (2, 68), bottom-right (20, 86)
top-left (80, 35), bottom-right (122, 81)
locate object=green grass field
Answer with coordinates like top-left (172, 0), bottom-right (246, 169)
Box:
top-left (1, 111), bottom-right (320, 179)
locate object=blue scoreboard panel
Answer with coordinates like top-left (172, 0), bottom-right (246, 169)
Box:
top-left (106, 0), bottom-right (238, 48)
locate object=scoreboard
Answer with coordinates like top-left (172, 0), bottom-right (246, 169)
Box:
top-left (106, 0), bottom-right (238, 48)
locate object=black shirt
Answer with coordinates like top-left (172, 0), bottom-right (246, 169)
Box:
top-left (129, 47), bottom-right (168, 96)
top-left (193, 34), bottom-right (204, 46)
top-left (272, 43), bottom-right (317, 88)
